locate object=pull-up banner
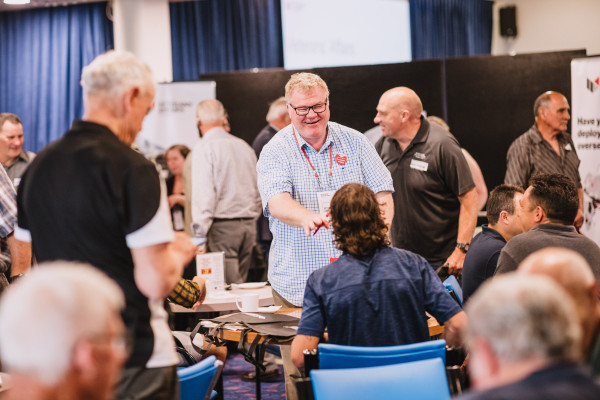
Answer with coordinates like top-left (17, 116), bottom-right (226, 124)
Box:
top-left (571, 57), bottom-right (600, 243)
top-left (137, 81), bottom-right (216, 157)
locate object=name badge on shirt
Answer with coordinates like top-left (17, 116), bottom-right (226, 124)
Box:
top-left (317, 190), bottom-right (336, 215)
top-left (410, 159), bottom-right (429, 172)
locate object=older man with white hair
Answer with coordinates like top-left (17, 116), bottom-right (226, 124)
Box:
top-left (16, 50), bottom-right (198, 400)
top-left (0, 262), bottom-right (126, 400)
top-left (458, 273), bottom-right (600, 399)
top-left (191, 99), bottom-right (262, 284)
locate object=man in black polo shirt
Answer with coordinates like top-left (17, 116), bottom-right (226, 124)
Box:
top-left (374, 87), bottom-right (478, 274)
top-left (16, 50), bottom-right (197, 400)
top-left (462, 185), bottom-right (524, 303)
top-left (505, 91), bottom-right (583, 229)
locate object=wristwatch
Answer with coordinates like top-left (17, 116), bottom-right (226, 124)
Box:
top-left (456, 242), bottom-right (470, 253)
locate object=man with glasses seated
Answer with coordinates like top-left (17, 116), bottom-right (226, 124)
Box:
top-left (257, 73), bottom-right (394, 400)
top-left (290, 183), bottom-right (466, 368)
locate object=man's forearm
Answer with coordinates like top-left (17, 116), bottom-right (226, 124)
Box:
top-left (456, 188), bottom-right (478, 243)
top-left (268, 192), bottom-right (318, 227)
top-left (7, 233), bottom-right (31, 276)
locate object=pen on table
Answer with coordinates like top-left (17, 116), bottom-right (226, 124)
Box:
top-left (245, 312), bottom-right (266, 319)
top-left (312, 210), bottom-right (331, 236)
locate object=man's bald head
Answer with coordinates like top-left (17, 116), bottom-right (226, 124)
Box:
top-left (519, 247), bottom-right (595, 298)
top-left (380, 87), bottom-right (423, 118)
top-left (374, 87), bottom-right (423, 144)
top-left (519, 247), bottom-right (598, 340)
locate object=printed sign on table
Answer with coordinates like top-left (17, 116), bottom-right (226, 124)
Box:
top-left (196, 252), bottom-right (226, 292)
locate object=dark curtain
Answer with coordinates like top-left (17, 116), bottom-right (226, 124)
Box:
top-left (170, 0), bottom-right (283, 81)
top-left (410, 0), bottom-right (493, 60)
top-left (0, 2), bottom-right (113, 153)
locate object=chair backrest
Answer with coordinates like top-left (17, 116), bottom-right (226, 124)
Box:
top-left (310, 358), bottom-right (451, 400)
top-left (177, 355), bottom-right (223, 400)
top-left (318, 339), bottom-right (446, 369)
top-left (443, 275), bottom-right (463, 306)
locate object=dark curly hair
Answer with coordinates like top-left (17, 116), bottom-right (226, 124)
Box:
top-left (331, 183), bottom-right (389, 259)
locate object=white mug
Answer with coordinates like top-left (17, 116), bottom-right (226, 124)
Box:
top-left (236, 293), bottom-right (259, 313)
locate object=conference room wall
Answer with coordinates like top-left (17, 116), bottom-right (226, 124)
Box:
top-left (201, 49), bottom-right (585, 194)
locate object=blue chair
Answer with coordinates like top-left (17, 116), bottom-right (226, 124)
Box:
top-left (443, 275), bottom-right (464, 306)
top-left (178, 355), bottom-right (223, 400)
top-left (318, 339), bottom-right (446, 369)
top-left (311, 358), bottom-right (450, 400)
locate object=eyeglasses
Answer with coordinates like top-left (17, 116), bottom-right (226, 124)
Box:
top-left (289, 101), bottom-right (328, 116)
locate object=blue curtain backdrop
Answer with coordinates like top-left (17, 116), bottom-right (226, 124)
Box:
top-left (410, 0), bottom-right (493, 60)
top-left (170, 0), bottom-right (283, 81)
top-left (0, 2), bottom-right (113, 153)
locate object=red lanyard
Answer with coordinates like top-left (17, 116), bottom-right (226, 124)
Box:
top-left (292, 125), bottom-right (332, 188)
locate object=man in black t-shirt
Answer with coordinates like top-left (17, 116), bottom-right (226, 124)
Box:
top-left (374, 87), bottom-right (478, 274)
top-left (16, 51), bottom-right (197, 400)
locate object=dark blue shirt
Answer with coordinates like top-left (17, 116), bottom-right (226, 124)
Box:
top-left (297, 246), bottom-right (462, 346)
top-left (462, 225), bottom-right (506, 304)
top-left (457, 363), bottom-right (600, 399)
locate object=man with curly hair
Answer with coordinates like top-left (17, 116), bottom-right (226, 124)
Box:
top-left (290, 183), bottom-right (466, 368)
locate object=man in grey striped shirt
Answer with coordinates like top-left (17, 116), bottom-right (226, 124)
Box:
top-left (504, 91), bottom-right (583, 229)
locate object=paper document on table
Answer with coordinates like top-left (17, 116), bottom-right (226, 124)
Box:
top-left (196, 251), bottom-right (226, 292)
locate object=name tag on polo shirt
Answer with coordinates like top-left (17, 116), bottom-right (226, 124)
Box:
top-left (410, 159), bottom-right (429, 172)
top-left (317, 190), bottom-right (336, 215)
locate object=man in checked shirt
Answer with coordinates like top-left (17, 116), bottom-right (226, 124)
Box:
top-left (505, 91), bottom-right (583, 229)
top-left (0, 163), bottom-right (30, 293)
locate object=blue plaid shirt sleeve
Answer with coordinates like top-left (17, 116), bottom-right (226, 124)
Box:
top-left (359, 134), bottom-right (394, 194)
top-left (0, 166), bottom-right (17, 238)
top-left (257, 140), bottom-right (294, 216)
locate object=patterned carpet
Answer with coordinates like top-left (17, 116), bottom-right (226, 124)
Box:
top-left (222, 352), bottom-right (285, 400)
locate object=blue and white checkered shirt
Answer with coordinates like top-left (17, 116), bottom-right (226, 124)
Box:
top-left (257, 122), bottom-right (394, 306)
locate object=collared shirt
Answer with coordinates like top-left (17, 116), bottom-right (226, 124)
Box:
top-left (191, 126), bottom-right (262, 237)
top-left (257, 121), bottom-right (394, 306)
top-left (462, 225), bottom-right (506, 303)
top-left (457, 363), bottom-right (600, 400)
top-left (0, 165), bottom-right (16, 273)
top-left (376, 118), bottom-right (475, 262)
top-left (297, 246), bottom-right (462, 346)
top-left (2, 150), bottom-right (35, 188)
top-left (17, 120), bottom-right (176, 369)
top-left (505, 124), bottom-right (581, 188)
top-left (495, 223), bottom-right (600, 279)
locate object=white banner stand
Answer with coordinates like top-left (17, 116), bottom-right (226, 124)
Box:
top-left (572, 56), bottom-right (600, 244)
top-left (137, 81), bottom-right (216, 157)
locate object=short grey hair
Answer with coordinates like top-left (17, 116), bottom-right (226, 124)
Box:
top-left (533, 91), bottom-right (559, 118)
top-left (80, 50), bottom-right (154, 101)
top-left (466, 273), bottom-right (580, 364)
top-left (0, 262), bottom-right (125, 385)
top-left (196, 99), bottom-right (226, 125)
top-left (266, 97), bottom-right (288, 123)
top-left (285, 73), bottom-right (329, 101)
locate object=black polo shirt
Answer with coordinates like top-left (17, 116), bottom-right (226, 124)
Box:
top-left (376, 118), bottom-right (474, 263)
top-left (17, 120), bottom-right (172, 368)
